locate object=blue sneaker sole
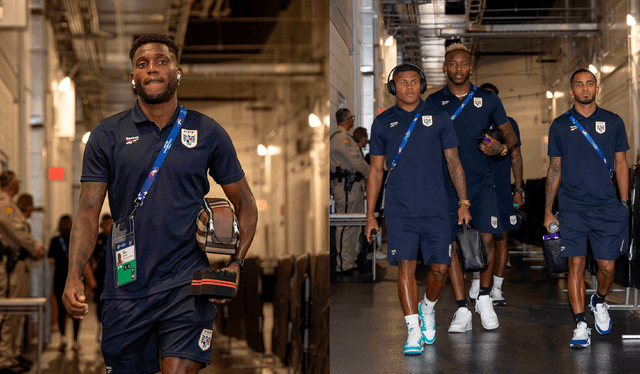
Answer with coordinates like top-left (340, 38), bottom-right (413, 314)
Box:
top-left (403, 348), bottom-right (423, 355)
top-left (570, 340), bottom-right (590, 349)
top-left (596, 320), bottom-right (612, 335)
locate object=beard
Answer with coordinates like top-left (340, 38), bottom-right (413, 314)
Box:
top-left (135, 77), bottom-right (178, 104)
top-left (575, 93), bottom-right (596, 105)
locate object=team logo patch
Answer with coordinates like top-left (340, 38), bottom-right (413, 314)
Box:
top-left (422, 115), bottom-right (433, 127)
top-left (596, 121), bottom-right (606, 134)
top-left (199, 329), bottom-right (213, 351)
top-left (510, 215), bottom-right (517, 226)
top-left (491, 216), bottom-right (498, 229)
top-left (442, 100), bottom-right (449, 105)
top-left (474, 97), bottom-right (483, 108)
top-left (343, 139), bottom-right (351, 146)
top-left (560, 246), bottom-right (565, 252)
top-left (390, 121), bottom-right (398, 127)
top-left (181, 129), bottom-right (198, 148)
top-left (125, 136), bottom-right (139, 144)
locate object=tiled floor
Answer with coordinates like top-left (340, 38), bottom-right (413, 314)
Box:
top-left (331, 241), bottom-right (640, 374)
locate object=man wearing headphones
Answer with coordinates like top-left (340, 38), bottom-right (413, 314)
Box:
top-left (62, 34), bottom-right (257, 374)
top-left (365, 63), bottom-right (471, 354)
top-left (426, 43), bottom-right (518, 333)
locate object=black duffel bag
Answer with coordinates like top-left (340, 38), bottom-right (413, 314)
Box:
top-left (542, 233), bottom-right (568, 274)
top-left (455, 224), bottom-right (488, 272)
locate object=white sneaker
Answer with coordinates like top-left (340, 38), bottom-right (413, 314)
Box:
top-left (475, 295), bottom-right (499, 330)
top-left (404, 327), bottom-right (424, 355)
top-left (570, 322), bottom-right (591, 348)
top-left (490, 286), bottom-right (506, 306)
top-left (418, 301), bottom-right (436, 344)
top-left (448, 307), bottom-right (473, 333)
top-left (590, 294), bottom-right (612, 335)
top-left (469, 278), bottom-right (480, 302)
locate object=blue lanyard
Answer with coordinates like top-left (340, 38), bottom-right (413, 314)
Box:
top-left (450, 85), bottom-right (477, 121)
top-left (390, 112), bottom-right (421, 171)
top-left (132, 106), bottom-right (188, 214)
top-left (59, 236), bottom-right (68, 257)
top-left (566, 112), bottom-right (613, 177)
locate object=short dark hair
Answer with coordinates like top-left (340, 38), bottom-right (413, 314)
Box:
top-left (129, 33), bottom-right (180, 63)
top-left (353, 127), bottom-right (368, 143)
top-left (480, 83), bottom-right (499, 96)
top-left (336, 108), bottom-right (352, 123)
top-left (570, 68), bottom-right (597, 86)
top-left (0, 171), bottom-right (16, 188)
top-left (393, 64), bottom-right (422, 79)
top-left (16, 194), bottom-right (33, 212)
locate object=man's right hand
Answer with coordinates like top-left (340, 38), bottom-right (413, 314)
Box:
top-left (365, 217), bottom-right (379, 244)
top-left (543, 211), bottom-right (559, 233)
top-left (34, 246), bottom-right (45, 261)
top-left (62, 277), bottom-right (89, 320)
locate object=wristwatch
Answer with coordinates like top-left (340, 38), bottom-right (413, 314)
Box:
top-left (226, 258), bottom-right (244, 273)
top-left (515, 188), bottom-right (525, 195)
top-left (458, 199), bottom-right (471, 208)
top-left (499, 144), bottom-right (508, 156)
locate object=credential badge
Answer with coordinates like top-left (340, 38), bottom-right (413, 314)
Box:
top-left (596, 121), bottom-right (606, 134)
top-left (199, 329), bottom-right (213, 351)
top-left (491, 216), bottom-right (498, 229)
top-left (474, 97), bottom-right (483, 108)
top-left (422, 115), bottom-right (433, 127)
top-left (181, 129), bottom-right (198, 148)
top-left (510, 215), bottom-right (517, 226)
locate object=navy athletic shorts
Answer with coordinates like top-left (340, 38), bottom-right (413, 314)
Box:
top-left (558, 203), bottom-right (629, 261)
top-left (495, 187), bottom-right (520, 231)
top-left (386, 214), bottom-right (452, 266)
top-left (102, 284), bottom-right (217, 374)
top-left (468, 184), bottom-right (503, 236)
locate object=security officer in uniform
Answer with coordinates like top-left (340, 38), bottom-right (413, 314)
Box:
top-left (330, 108), bottom-right (369, 275)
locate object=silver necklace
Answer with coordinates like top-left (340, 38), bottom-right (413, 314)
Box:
top-left (454, 92), bottom-right (469, 98)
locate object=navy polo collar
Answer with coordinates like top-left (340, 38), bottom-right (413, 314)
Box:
top-left (393, 98), bottom-right (426, 116)
top-left (442, 82), bottom-right (475, 98)
top-left (569, 105), bottom-right (600, 121)
top-left (131, 99), bottom-right (182, 127)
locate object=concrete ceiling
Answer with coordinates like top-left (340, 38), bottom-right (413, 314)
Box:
top-left (46, 0), bottom-right (325, 128)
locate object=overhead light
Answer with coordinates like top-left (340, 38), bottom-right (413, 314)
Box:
top-left (628, 14), bottom-right (637, 26)
top-left (554, 91), bottom-right (565, 98)
top-left (588, 64), bottom-right (598, 74)
top-left (384, 36), bottom-right (394, 46)
top-left (267, 145), bottom-right (281, 155)
top-left (309, 113), bottom-right (322, 128)
top-left (58, 77), bottom-right (71, 92)
top-left (257, 144), bottom-right (267, 156)
top-left (82, 131), bottom-right (91, 144)
top-left (546, 90), bottom-right (553, 99)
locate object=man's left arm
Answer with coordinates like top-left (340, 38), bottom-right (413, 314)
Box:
top-left (511, 146), bottom-right (524, 208)
top-left (615, 151), bottom-right (629, 203)
top-left (210, 176), bottom-right (258, 304)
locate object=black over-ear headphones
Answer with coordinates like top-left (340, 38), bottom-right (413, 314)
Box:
top-left (387, 63), bottom-right (427, 96)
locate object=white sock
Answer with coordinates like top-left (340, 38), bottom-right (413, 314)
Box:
top-left (473, 271), bottom-right (480, 280)
top-left (493, 275), bottom-right (504, 289)
top-left (422, 295), bottom-right (437, 311)
top-left (405, 314), bottom-right (419, 330)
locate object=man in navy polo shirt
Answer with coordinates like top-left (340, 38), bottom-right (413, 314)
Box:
top-left (426, 43), bottom-right (518, 333)
top-left (544, 68), bottom-right (629, 349)
top-left (365, 63), bottom-right (471, 355)
top-left (62, 33), bottom-right (258, 373)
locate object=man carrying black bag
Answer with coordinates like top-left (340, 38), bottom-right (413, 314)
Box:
top-left (365, 63), bottom-right (471, 355)
top-left (544, 68), bottom-right (630, 349)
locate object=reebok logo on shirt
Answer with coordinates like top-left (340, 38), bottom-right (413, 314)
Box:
top-left (125, 136), bottom-right (139, 144)
top-left (390, 122), bottom-right (398, 127)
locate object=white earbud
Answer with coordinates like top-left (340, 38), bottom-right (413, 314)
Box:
top-left (131, 80), bottom-right (135, 85)
top-left (177, 74), bottom-right (181, 80)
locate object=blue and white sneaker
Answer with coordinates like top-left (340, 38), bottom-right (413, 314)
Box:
top-left (590, 294), bottom-right (612, 335)
top-left (418, 301), bottom-right (436, 344)
top-left (403, 327), bottom-right (424, 355)
top-left (570, 321), bottom-right (591, 349)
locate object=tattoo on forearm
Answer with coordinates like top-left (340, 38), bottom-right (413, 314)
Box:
top-left (511, 149), bottom-right (523, 188)
top-left (445, 149), bottom-right (468, 200)
top-left (69, 182), bottom-right (107, 278)
top-left (545, 158), bottom-right (561, 209)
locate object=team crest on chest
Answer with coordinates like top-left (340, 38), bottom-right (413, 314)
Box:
top-left (181, 129), bottom-right (198, 148)
top-left (596, 121), bottom-right (606, 134)
top-left (199, 329), bottom-right (213, 351)
top-left (474, 97), bottom-right (483, 108)
top-left (422, 115), bottom-right (433, 127)
top-left (510, 215), bottom-right (517, 226)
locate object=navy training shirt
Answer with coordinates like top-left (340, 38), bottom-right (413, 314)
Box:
top-left (427, 84), bottom-right (509, 188)
top-left (369, 99), bottom-right (459, 217)
top-left (81, 100), bottom-right (245, 299)
top-left (493, 116), bottom-right (522, 193)
top-left (548, 105), bottom-right (629, 211)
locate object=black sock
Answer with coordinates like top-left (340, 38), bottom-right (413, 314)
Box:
top-left (575, 313), bottom-right (586, 324)
top-left (479, 286), bottom-right (490, 296)
top-left (456, 299), bottom-right (468, 309)
top-left (592, 292), bottom-right (606, 305)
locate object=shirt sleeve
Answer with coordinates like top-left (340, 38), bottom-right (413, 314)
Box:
top-left (490, 94), bottom-right (510, 128)
top-left (547, 120), bottom-right (562, 157)
top-left (369, 118), bottom-right (385, 156)
top-left (81, 122), bottom-right (111, 183)
top-left (207, 121), bottom-right (245, 185)
top-left (439, 113), bottom-right (459, 150)
top-left (510, 117), bottom-right (522, 147)
top-left (615, 116), bottom-right (630, 153)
